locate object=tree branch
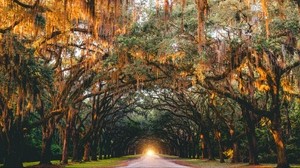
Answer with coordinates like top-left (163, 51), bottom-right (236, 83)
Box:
top-left (13, 0), bottom-right (37, 8)
top-left (0, 20), bottom-right (22, 34)
top-left (281, 60), bottom-right (300, 75)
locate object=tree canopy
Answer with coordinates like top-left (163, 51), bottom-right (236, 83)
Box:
top-left (0, 0), bottom-right (299, 168)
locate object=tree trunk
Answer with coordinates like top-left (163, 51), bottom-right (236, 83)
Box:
top-left (270, 115), bottom-right (290, 168)
top-left (40, 133), bottom-right (53, 165)
top-left (3, 120), bottom-right (24, 168)
top-left (196, 142), bottom-right (200, 159)
top-left (218, 139), bottom-right (224, 163)
top-left (99, 141), bottom-right (103, 160)
top-left (3, 138), bottom-right (23, 167)
top-left (191, 142), bottom-right (196, 158)
top-left (269, 73), bottom-right (289, 168)
top-left (72, 131), bottom-right (80, 162)
top-left (200, 137), bottom-right (207, 159)
top-left (40, 119), bottom-right (54, 165)
top-left (91, 137), bottom-right (98, 161)
top-left (204, 132), bottom-right (214, 160)
top-left (230, 128), bottom-right (240, 163)
top-left (231, 142), bottom-right (240, 163)
top-left (195, 0), bottom-right (207, 53)
top-left (179, 145), bottom-right (184, 158)
top-left (61, 126), bottom-right (70, 164)
top-left (246, 123), bottom-right (259, 165)
top-left (4, 147), bottom-right (23, 168)
top-left (83, 142), bottom-right (90, 162)
top-left (242, 108), bottom-right (259, 165)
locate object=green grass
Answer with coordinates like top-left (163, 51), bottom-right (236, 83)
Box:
top-left (20, 155), bottom-right (140, 168)
top-left (1, 155), bottom-right (140, 168)
top-left (23, 160), bottom-right (61, 167)
top-left (65, 155), bottom-right (140, 168)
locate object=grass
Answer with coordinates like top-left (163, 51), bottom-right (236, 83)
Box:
top-left (161, 155), bottom-right (300, 168)
top-left (65, 155), bottom-right (140, 168)
top-left (23, 160), bottom-right (61, 167)
top-left (20, 155), bottom-right (140, 168)
top-left (0, 155), bottom-right (140, 168)
top-left (2, 155), bottom-right (300, 168)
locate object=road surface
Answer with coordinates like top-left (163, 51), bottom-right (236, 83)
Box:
top-left (119, 154), bottom-right (190, 168)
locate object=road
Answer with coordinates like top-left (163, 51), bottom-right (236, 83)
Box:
top-left (119, 154), bottom-right (190, 168)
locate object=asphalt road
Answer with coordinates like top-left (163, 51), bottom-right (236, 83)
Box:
top-left (119, 154), bottom-right (190, 168)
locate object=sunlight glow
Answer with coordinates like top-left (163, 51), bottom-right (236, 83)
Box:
top-left (146, 149), bottom-right (155, 156)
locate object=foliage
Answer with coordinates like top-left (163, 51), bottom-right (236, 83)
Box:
top-left (0, 0), bottom-right (299, 168)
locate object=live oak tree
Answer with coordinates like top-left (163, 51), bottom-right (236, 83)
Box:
top-left (0, 0), bottom-right (131, 167)
top-left (198, 1), bottom-right (300, 167)
top-left (0, 33), bottom-right (53, 167)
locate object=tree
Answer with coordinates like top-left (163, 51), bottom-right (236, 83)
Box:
top-left (0, 33), bottom-right (53, 167)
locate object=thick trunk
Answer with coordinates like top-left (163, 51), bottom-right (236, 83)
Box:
top-left (3, 132), bottom-right (24, 168)
top-left (40, 120), bottom-right (54, 165)
top-left (61, 127), bottom-right (69, 164)
top-left (184, 144), bottom-right (189, 158)
top-left (179, 145), bottom-right (184, 158)
top-left (72, 132), bottom-right (80, 162)
top-left (217, 139), bottom-right (224, 163)
top-left (231, 142), bottom-right (240, 163)
top-left (242, 108), bottom-right (259, 165)
top-left (191, 143), bottom-right (196, 158)
top-left (196, 143), bottom-right (200, 159)
top-left (40, 134), bottom-right (53, 165)
top-left (271, 124), bottom-right (290, 168)
top-left (204, 133), bottom-right (214, 160)
top-left (270, 74), bottom-right (289, 168)
top-left (200, 137), bottom-right (207, 159)
top-left (4, 151), bottom-right (23, 168)
top-left (246, 124), bottom-right (259, 165)
top-left (91, 138), bottom-right (98, 161)
top-left (3, 120), bottom-right (24, 168)
top-left (83, 142), bottom-right (90, 161)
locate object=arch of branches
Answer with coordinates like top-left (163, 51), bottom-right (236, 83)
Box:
top-left (0, 1), bottom-right (299, 168)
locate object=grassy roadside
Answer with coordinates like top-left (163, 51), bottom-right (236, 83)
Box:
top-left (0, 155), bottom-right (140, 168)
top-left (64, 155), bottom-right (140, 168)
top-left (161, 155), bottom-right (300, 168)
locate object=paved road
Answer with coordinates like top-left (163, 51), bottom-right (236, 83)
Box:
top-left (119, 154), bottom-right (190, 168)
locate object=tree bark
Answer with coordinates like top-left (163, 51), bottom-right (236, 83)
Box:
top-left (3, 130), bottom-right (24, 168)
top-left (270, 76), bottom-right (289, 168)
top-left (271, 128), bottom-right (289, 168)
top-left (61, 126), bottom-right (70, 164)
top-left (91, 137), bottom-right (98, 161)
top-left (242, 108), bottom-right (259, 165)
top-left (245, 121), bottom-right (259, 165)
top-left (195, 0), bottom-right (207, 53)
top-left (40, 133), bottom-right (53, 165)
top-left (83, 142), bottom-right (90, 161)
top-left (3, 117), bottom-right (24, 168)
top-left (231, 142), bottom-right (240, 163)
top-left (217, 138), bottom-right (224, 163)
top-left (196, 142), bottom-right (200, 159)
top-left (40, 119), bottom-right (54, 165)
top-left (204, 132), bottom-right (214, 160)
top-left (99, 139), bottom-right (103, 160)
top-left (72, 131), bottom-right (80, 162)
top-left (270, 111), bottom-right (290, 168)
top-left (230, 128), bottom-right (240, 163)
top-left (200, 136), bottom-right (207, 159)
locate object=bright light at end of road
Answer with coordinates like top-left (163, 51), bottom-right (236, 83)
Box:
top-left (146, 149), bottom-right (155, 156)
